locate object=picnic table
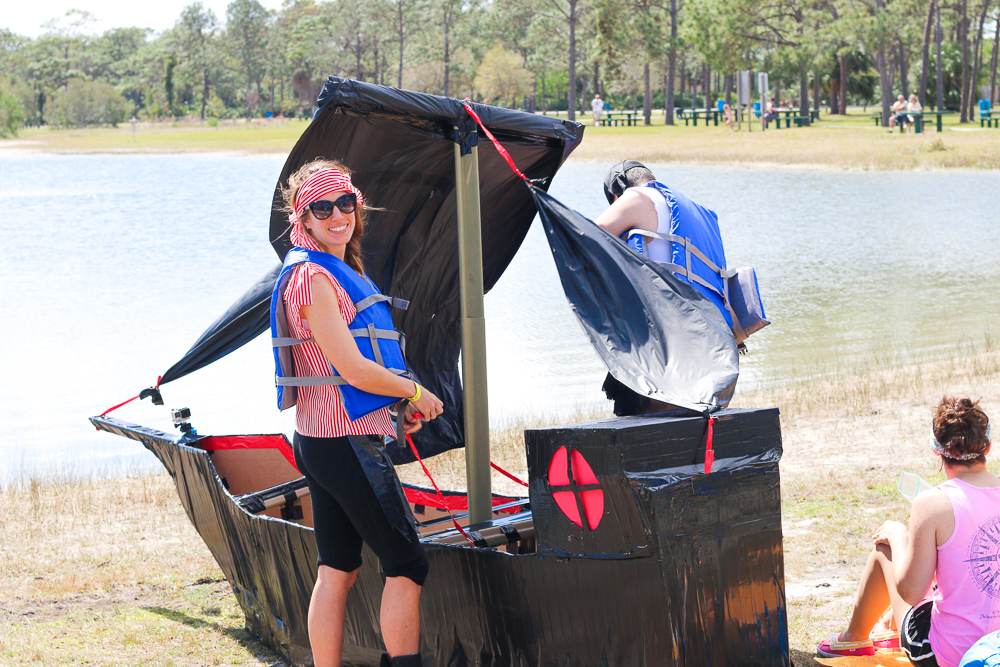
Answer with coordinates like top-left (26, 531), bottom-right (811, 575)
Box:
top-left (869, 110), bottom-right (956, 133)
top-left (604, 112), bottom-right (637, 126)
top-left (980, 110), bottom-right (998, 128)
top-left (677, 108), bottom-right (721, 126)
top-left (766, 109), bottom-right (814, 128)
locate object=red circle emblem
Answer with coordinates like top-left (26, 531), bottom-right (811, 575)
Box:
top-left (546, 446), bottom-right (604, 530)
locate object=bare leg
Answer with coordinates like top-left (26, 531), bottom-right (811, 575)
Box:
top-left (840, 544), bottom-right (911, 641)
top-left (309, 565), bottom-right (359, 667)
top-left (381, 575), bottom-right (422, 657)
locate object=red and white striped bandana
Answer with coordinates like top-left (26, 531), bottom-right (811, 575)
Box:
top-left (289, 169), bottom-right (365, 251)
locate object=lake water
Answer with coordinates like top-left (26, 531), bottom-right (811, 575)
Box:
top-left (1, 153), bottom-right (998, 484)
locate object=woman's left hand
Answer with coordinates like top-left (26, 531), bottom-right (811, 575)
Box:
top-left (402, 403), bottom-right (423, 435)
top-left (872, 520), bottom-right (907, 545)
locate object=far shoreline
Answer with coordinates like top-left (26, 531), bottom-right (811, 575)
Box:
top-left (3, 111), bottom-right (999, 171)
top-left (2, 143), bottom-right (996, 174)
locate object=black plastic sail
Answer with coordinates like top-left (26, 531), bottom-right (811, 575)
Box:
top-left (530, 185), bottom-right (739, 411)
top-left (264, 77), bottom-right (584, 462)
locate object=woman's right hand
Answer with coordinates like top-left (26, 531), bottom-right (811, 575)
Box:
top-left (412, 386), bottom-right (443, 421)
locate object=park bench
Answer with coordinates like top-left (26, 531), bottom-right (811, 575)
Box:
top-left (980, 100), bottom-right (997, 128)
top-left (770, 113), bottom-right (810, 128)
top-left (604, 112), bottom-right (637, 126)
top-left (678, 108), bottom-right (720, 126)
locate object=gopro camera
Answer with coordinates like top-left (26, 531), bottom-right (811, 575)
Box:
top-left (170, 407), bottom-right (196, 435)
top-left (171, 407), bottom-right (192, 425)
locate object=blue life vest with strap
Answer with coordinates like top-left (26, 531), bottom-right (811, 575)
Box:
top-left (622, 181), bottom-right (770, 343)
top-left (270, 248), bottom-right (411, 421)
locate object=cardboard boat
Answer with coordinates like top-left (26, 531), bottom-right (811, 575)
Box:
top-left (91, 406), bottom-right (786, 667)
top-left (91, 78), bottom-right (784, 666)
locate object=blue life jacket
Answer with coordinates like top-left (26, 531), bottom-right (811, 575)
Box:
top-left (623, 181), bottom-right (770, 342)
top-left (270, 248), bottom-right (410, 421)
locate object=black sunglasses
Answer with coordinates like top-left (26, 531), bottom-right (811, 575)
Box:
top-left (307, 193), bottom-right (357, 219)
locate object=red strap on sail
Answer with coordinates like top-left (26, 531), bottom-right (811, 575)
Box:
top-left (704, 415), bottom-right (715, 474)
top-left (490, 462), bottom-right (529, 487)
top-left (99, 376), bottom-right (162, 418)
top-left (406, 433), bottom-right (474, 544)
top-left (462, 102), bottom-right (528, 182)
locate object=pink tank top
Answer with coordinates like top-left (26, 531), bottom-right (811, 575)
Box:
top-left (928, 478), bottom-right (1000, 667)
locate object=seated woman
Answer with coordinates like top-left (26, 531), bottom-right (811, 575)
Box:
top-left (817, 396), bottom-right (998, 667)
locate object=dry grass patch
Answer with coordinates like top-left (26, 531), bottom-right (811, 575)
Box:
top-left (570, 120), bottom-right (1000, 170)
top-left (3, 117), bottom-right (309, 155)
top-left (0, 474), bottom-right (282, 666)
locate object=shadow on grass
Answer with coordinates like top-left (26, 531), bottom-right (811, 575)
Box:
top-left (144, 606), bottom-right (286, 665)
top-left (791, 646), bottom-right (817, 666)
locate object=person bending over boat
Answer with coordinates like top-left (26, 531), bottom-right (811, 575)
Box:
top-left (817, 396), bottom-right (999, 667)
top-left (593, 160), bottom-right (731, 416)
top-left (270, 159), bottom-right (443, 667)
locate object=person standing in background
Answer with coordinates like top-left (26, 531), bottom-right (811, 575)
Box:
top-left (591, 94), bottom-right (604, 126)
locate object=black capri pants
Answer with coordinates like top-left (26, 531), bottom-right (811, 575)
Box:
top-left (293, 433), bottom-right (429, 586)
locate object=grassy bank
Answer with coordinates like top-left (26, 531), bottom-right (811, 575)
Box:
top-left (3, 110), bottom-right (999, 170)
top-left (2, 338), bottom-right (998, 665)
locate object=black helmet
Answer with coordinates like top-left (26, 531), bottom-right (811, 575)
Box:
top-left (603, 160), bottom-right (648, 204)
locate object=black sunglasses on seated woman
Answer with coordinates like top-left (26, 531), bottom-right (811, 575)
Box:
top-left (307, 193), bottom-right (357, 219)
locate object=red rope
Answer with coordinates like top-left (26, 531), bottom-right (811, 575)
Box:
top-left (406, 433), bottom-right (474, 545)
top-left (411, 411), bottom-right (527, 488)
top-left (462, 102), bottom-right (528, 182)
top-left (99, 376), bottom-right (162, 418)
top-left (704, 415), bottom-right (715, 474)
top-left (490, 462), bottom-right (529, 487)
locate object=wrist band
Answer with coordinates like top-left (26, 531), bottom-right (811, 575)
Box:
top-left (408, 382), bottom-right (421, 403)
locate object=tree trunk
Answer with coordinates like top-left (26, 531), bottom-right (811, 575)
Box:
top-left (898, 39), bottom-right (909, 98)
top-left (397, 3), bottom-right (405, 89)
top-left (443, 14), bottom-right (450, 98)
top-left (936, 2), bottom-right (945, 109)
top-left (666, 0), bottom-right (677, 124)
top-left (725, 74), bottom-right (733, 104)
top-left (959, 0), bottom-right (970, 121)
top-left (990, 11), bottom-right (999, 104)
top-left (970, 0), bottom-right (989, 112)
top-left (813, 69), bottom-right (820, 116)
top-left (888, 57), bottom-right (898, 99)
top-left (567, 0), bottom-right (578, 121)
top-left (593, 61), bottom-right (600, 101)
top-left (919, 0), bottom-right (934, 106)
top-left (201, 69), bottom-right (209, 120)
top-left (799, 65), bottom-right (810, 125)
top-left (839, 53), bottom-right (848, 114)
top-left (703, 64), bottom-right (711, 111)
top-left (877, 46), bottom-right (892, 126)
top-left (643, 63), bottom-right (652, 124)
top-left (679, 55), bottom-right (686, 105)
